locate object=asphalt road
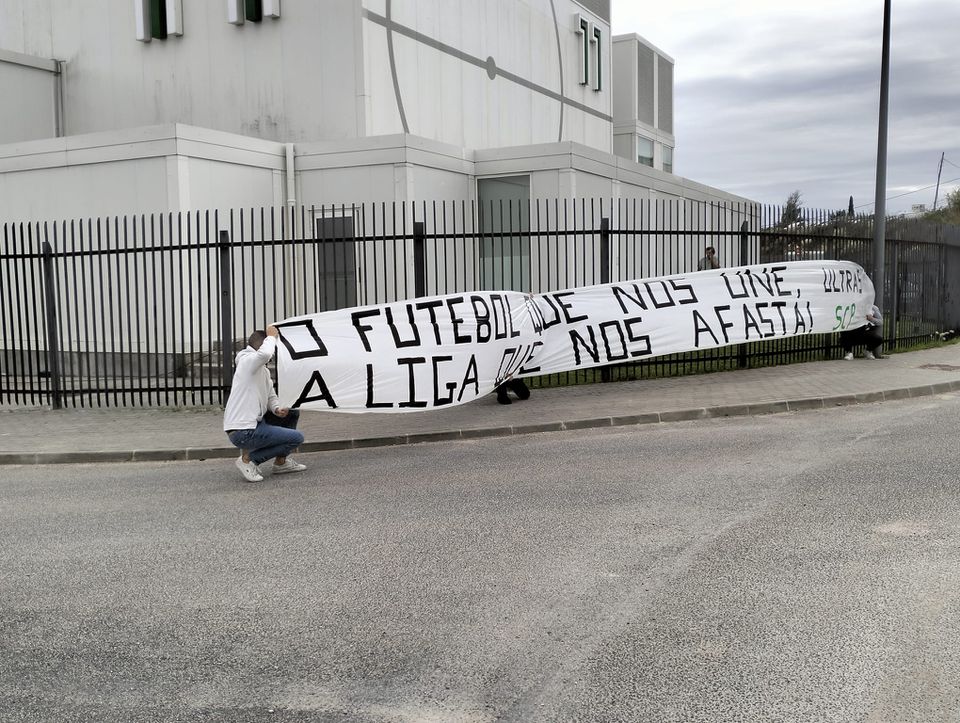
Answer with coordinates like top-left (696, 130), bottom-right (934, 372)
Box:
top-left (2, 394), bottom-right (959, 722)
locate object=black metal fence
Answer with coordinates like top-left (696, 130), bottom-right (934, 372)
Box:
top-left (2, 199), bottom-right (958, 408)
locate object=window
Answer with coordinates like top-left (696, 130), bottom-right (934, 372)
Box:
top-left (574, 14), bottom-right (602, 92)
top-left (135, 0), bottom-right (183, 42)
top-left (574, 15), bottom-right (590, 85)
top-left (591, 25), bottom-right (602, 90)
top-left (313, 215), bottom-right (357, 311)
top-left (637, 137), bottom-right (654, 167)
top-left (662, 145), bottom-right (673, 174)
top-left (478, 176), bottom-right (531, 292)
top-left (228, 0), bottom-right (281, 25)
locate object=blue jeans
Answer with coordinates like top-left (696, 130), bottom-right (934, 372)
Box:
top-left (227, 410), bottom-right (304, 465)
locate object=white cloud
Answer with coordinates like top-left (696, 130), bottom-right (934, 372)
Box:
top-left (611, 0), bottom-right (960, 213)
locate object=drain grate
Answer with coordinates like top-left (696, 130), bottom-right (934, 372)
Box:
top-left (918, 364), bottom-right (960, 371)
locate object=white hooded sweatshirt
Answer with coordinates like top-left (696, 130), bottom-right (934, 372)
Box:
top-left (222, 336), bottom-right (280, 431)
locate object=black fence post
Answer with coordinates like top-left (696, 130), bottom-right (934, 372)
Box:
top-left (739, 220), bottom-right (750, 265)
top-left (936, 242), bottom-right (945, 336)
top-left (41, 241), bottom-right (63, 410)
top-left (736, 220), bottom-right (751, 367)
top-left (599, 217), bottom-right (610, 284)
top-left (413, 221), bottom-right (426, 298)
top-left (219, 230), bottom-right (233, 403)
top-left (600, 217), bottom-right (611, 382)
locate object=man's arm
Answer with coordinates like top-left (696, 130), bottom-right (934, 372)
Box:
top-left (268, 382), bottom-right (282, 414)
top-left (264, 325), bottom-right (284, 413)
top-left (251, 324), bottom-right (280, 364)
top-left (257, 325), bottom-right (279, 360)
top-left (236, 338), bottom-right (276, 379)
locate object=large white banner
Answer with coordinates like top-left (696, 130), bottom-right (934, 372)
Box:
top-left (275, 291), bottom-right (543, 412)
top-left (275, 260), bottom-right (874, 412)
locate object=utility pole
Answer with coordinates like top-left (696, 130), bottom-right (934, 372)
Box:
top-left (933, 151), bottom-right (945, 209)
top-left (872, 0), bottom-right (891, 295)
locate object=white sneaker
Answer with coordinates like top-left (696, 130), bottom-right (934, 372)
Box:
top-left (864, 351), bottom-right (876, 360)
top-left (273, 457), bottom-right (306, 474)
top-left (843, 352), bottom-right (854, 361)
top-left (235, 456), bottom-right (264, 482)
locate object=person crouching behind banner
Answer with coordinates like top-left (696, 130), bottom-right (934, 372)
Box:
top-left (840, 304), bottom-right (885, 361)
top-left (223, 325), bottom-right (306, 483)
top-left (496, 378), bottom-right (531, 405)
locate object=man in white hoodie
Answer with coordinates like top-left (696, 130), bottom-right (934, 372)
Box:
top-left (223, 325), bottom-right (306, 482)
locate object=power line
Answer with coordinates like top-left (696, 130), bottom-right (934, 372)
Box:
top-left (855, 176), bottom-right (960, 209)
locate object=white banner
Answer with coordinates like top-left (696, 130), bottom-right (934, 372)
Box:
top-left (276, 260), bottom-right (874, 412)
top-left (275, 291), bottom-right (544, 412)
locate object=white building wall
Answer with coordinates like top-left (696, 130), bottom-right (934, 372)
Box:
top-left (0, 0), bottom-right (364, 143)
top-left (1, 0), bottom-right (615, 154)
top-left (0, 125), bottom-right (286, 222)
top-left (611, 33), bottom-right (675, 171)
top-left (0, 126), bottom-right (751, 225)
top-left (362, 0), bottom-right (612, 151)
top-left (180, 157), bottom-right (283, 213)
top-left (0, 51), bottom-right (59, 143)
top-left (0, 150), bottom-right (171, 223)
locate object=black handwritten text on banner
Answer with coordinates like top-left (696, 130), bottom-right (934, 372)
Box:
top-left (275, 292), bottom-right (544, 412)
top-left (275, 261), bottom-right (874, 412)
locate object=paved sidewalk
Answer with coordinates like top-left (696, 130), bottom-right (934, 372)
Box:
top-left (3, 344), bottom-right (960, 465)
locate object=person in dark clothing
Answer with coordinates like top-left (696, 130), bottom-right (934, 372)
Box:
top-left (840, 305), bottom-right (884, 360)
top-left (697, 246), bottom-right (720, 271)
top-left (495, 378), bottom-right (531, 405)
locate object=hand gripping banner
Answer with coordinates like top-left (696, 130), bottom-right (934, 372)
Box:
top-left (275, 260), bottom-right (875, 412)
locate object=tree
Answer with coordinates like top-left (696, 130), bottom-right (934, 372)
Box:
top-left (848, 196), bottom-right (855, 216)
top-left (924, 188), bottom-right (960, 224)
top-left (779, 190), bottom-right (803, 227)
top-left (828, 208), bottom-right (849, 221)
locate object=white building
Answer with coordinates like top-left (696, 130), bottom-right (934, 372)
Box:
top-left (612, 33), bottom-right (675, 173)
top-left (0, 0), bottom-right (749, 223)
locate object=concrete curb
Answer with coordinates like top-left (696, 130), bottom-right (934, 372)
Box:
top-left (4, 381), bottom-right (957, 466)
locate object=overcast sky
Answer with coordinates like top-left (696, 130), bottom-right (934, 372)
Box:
top-left (611, 0), bottom-right (960, 215)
